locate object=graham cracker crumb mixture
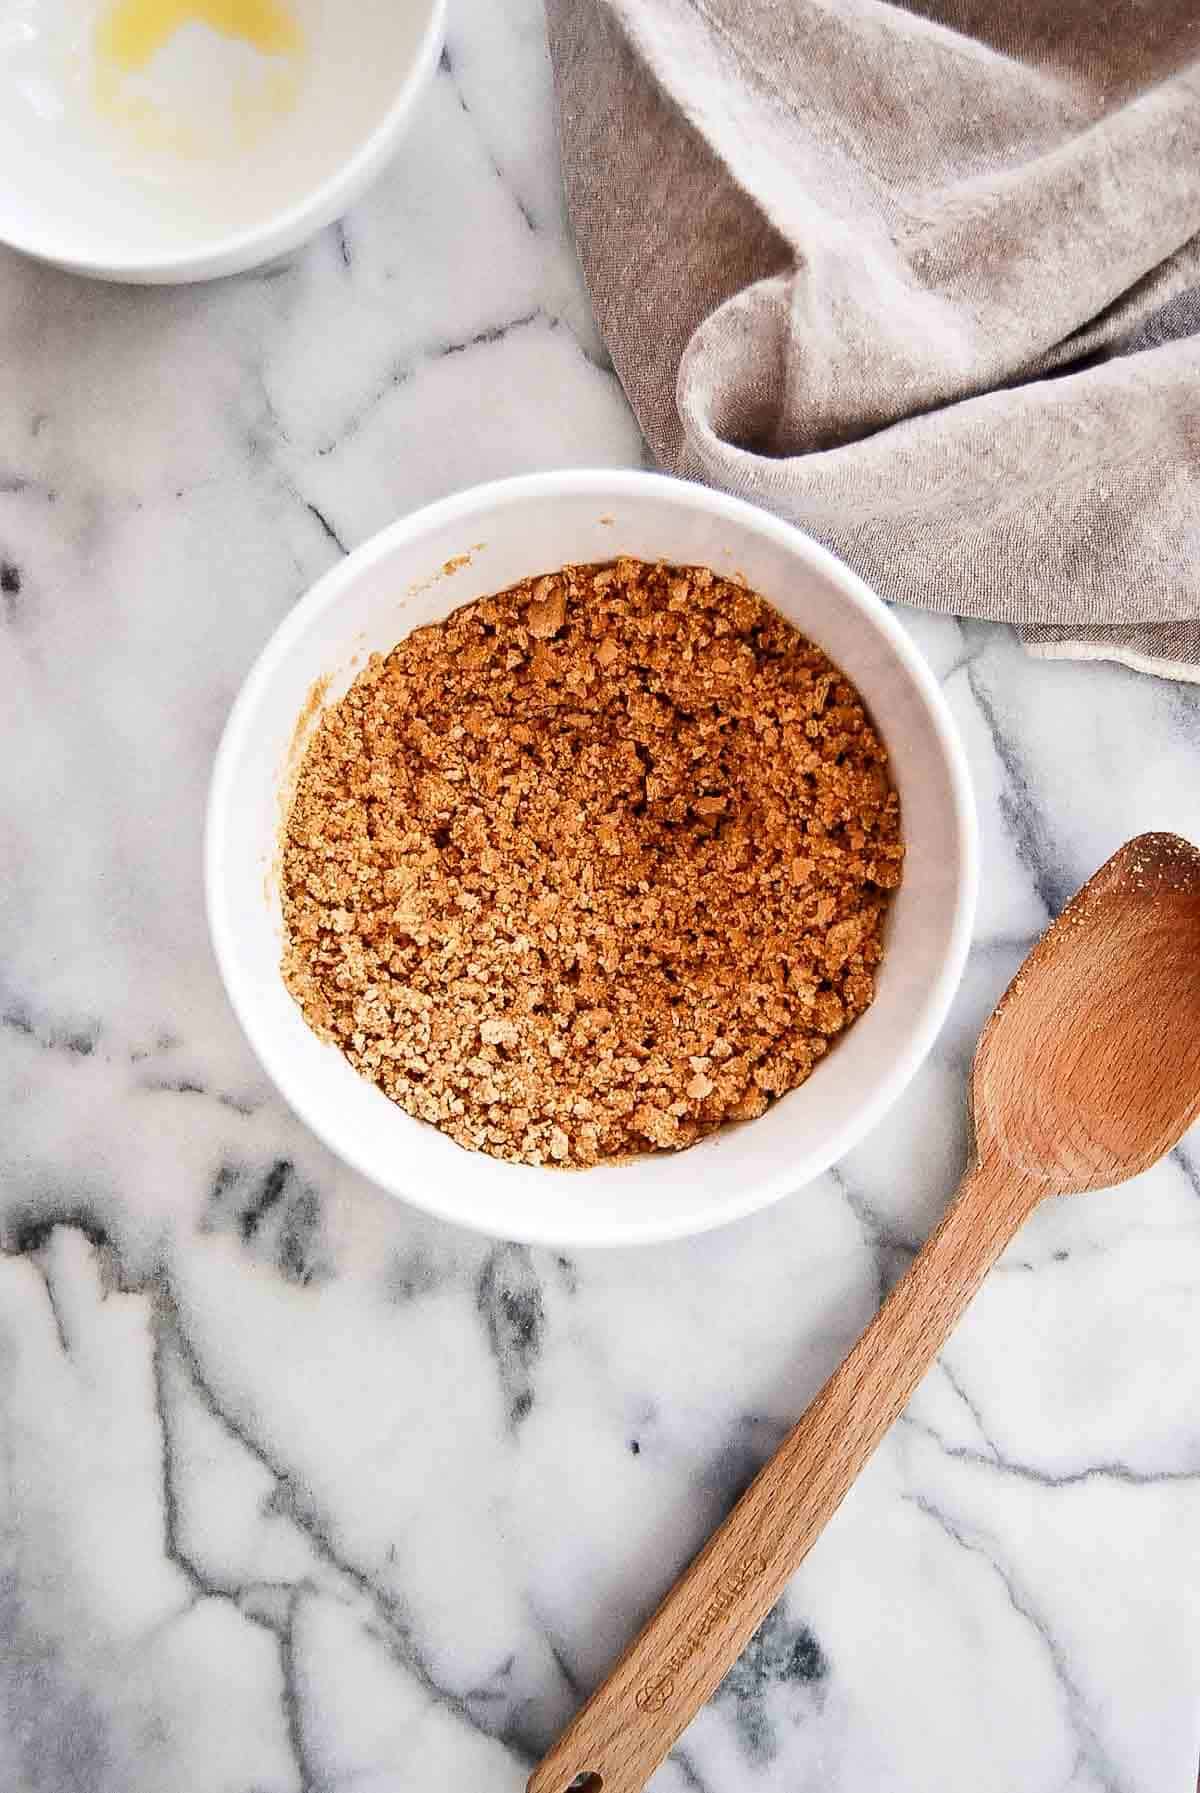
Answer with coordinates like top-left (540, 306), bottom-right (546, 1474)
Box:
top-left (281, 559), bottom-right (903, 1167)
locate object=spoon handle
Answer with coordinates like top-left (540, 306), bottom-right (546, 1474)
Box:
top-left (528, 1153), bottom-right (1040, 1793)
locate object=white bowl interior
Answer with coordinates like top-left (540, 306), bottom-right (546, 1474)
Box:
top-left (208, 475), bottom-right (975, 1245)
top-left (0, 0), bottom-right (439, 270)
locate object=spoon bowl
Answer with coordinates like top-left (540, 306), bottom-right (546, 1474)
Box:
top-left (972, 832), bottom-right (1200, 1190)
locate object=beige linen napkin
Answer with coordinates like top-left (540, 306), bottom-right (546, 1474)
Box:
top-left (545, 0), bottom-right (1200, 679)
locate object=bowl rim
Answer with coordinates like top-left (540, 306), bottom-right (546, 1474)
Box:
top-left (0, 0), bottom-right (446, 282)
top-left (206, 468), bottom-right (979, 1246)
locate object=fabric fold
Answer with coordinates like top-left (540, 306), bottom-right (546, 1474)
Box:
top-left (546, 0), bottom-right (1200, 677)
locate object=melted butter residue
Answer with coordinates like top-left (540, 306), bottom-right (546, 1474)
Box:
top-left (93, 0), bottom-right (305, 157)
top-left (96, 0), bottom-right (301, 69)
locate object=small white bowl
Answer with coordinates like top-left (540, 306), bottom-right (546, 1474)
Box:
top-left (207, 472), bottom-right (977, 1247)
top-left (0, 0), bottom-right (445, 282)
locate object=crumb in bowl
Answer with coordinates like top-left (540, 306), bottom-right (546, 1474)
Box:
top-left (280, 557), bottom-right (904, 1168)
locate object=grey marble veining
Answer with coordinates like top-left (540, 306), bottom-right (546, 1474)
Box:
top-left (3, 3), bottom-right (1200, 1790)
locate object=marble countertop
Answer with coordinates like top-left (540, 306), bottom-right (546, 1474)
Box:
top-left (3, 3), bottom-right (1200, 1790)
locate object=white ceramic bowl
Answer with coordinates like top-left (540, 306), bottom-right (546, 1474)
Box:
top-left (0, 0), bottom-right (445, 282)
top-left (207, 471), bottom-right (977, 1246)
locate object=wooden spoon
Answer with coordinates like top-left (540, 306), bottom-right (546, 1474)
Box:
top-left (529, 832), bottom-right (1200, 1793)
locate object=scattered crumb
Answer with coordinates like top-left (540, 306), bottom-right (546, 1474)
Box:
top-left (281, 558), bottom-right (904, 1168)
top-left (288, 673), bottom-right (331, 755)
top-left (270, 671), bottom-right (332, 903)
